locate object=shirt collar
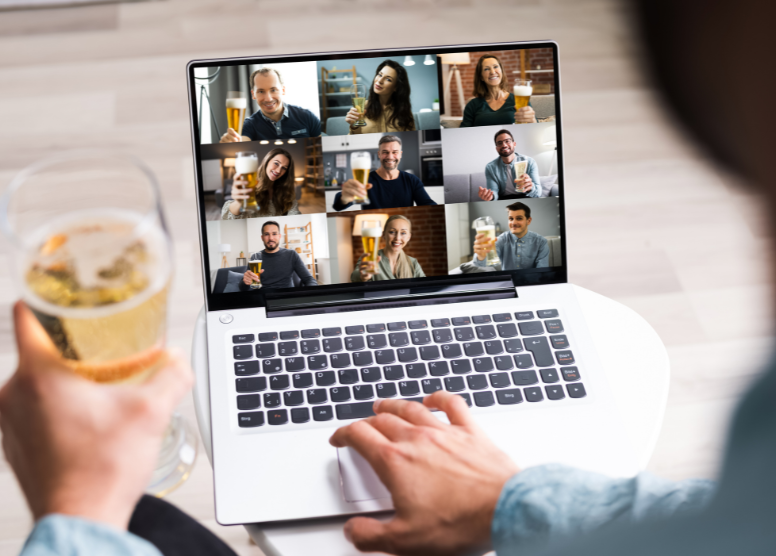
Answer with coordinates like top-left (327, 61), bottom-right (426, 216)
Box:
top-left (259, 103), bottom-right (288, 123)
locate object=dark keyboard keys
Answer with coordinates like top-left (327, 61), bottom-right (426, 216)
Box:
top-left (420, 346), bottom-right (441, 360)
top-left (524, 337), bottom-right (554, 367)
top-left (353, 351), bottom-right (373, 366)
top-left (238, 412), bottom-right (264, 427)
top-left (233, 345), bottom-right (253, 360)
top-left (504, 339), bottom-right (524, 353)
top-left (444, 376), bottom-right (466, 392)
top-left (474, 391), bottom-right (495, 407)
top-left (300, 340), bottom-right (320, 354)
top-left (330, 353), bottom-right (351, 369)
top-left (524, 387), bottom-right (544, 402)
top-left (540, 368), bottom-right (560, 383)
top-left (264, 392), bottom-right (281, 408)
top-left (316, 371), bottom-right (336, 386)
top-left (495, 356), bottom-right (514, 371)
top-left (307, 355), bottom-right (328, 370)
top-left (236, 376), bottom-right (267, 392)
top-left (422, 378), bottom-right (443, 393)
top-left (361, 367), bottom-right (381, 383)
top-left (433, 329), bottom-right (453, 343)
top-left (384, 365), bottom-right (405, 380)
top-left (458, 393), bottom-right (473, 407)
top-left (452, 317), bottom-right (471, 326)
top-left (550, 335), bottom-right (569, 349)
top-left (399, 381), bottom-right (420, 396)
top-left (388, 321), bottom-right (407, 331)
top-left (428, 361), bottom-right (450, 376)
top-left (277, 341), bottom-right (298, 356)
top-left (312, 406), bottom-right (334, 422)
top-left (489, 372), bottom-right (511, 388)
top-left (346, 336), bottom-right (365, 351)
top-left (538, 309), bottom-right (559, 319)
top-left (366, 323), bottom-right (386, 333)
top-left (280, 331), bottom-right (300, 340)
top-left (284, 357), bottom-right (305, 372)
top-left (389, 332), bottom-right (410, 347)
top-left (406, 363), bottom-right (427, 378)
top-left (441, 344), bottom-right (462, 359)
top-left (256, 343), bottom-right (276, 358)
top-left (514, 354), bottom-right (534, 369)
top-left (473, 357), bottom-right (494, 373)
top-left (518, 321), bottom-right (544, 336)
top-left (292, 373), bottom-right (313, 389)
top-left (330, 386), bottom-right (351, 402)
top-left (235, 360), bottom-right (260, 376)
top-left (345, 325), bottom-right (365, 335)
top-left (336, 402), bottom-right (376, 420)
top-left (472, 315), bottom-right (492, 324)
top-left (545, 319), bottom-right (564, 333)
top-left (464, 342), bottom-right (484, 357)
top-left (302, 329), bottom-right (320, 338)
top-left (323, 327), bottom-right (342, 337)
top-left (269, 375), bottom-right (290, 390)
top-left (568, 383), bottom-right (587, 398)
top-left (375, 349), bottom-right (396, 365)
top-left (485, 340), bottom-right (504, 355)
top-left (475, 325), bottom-right (497, 340)
top-left (556, 351), bottom-right (575, 365)
top-left (493, 313), bottom-right (512, 322)
top-left (397, 347), bottom-right (418, 362)
top-left (454, 327), bottom-right (475, 341)
top-left (283, 390), bottom-right (304, 406)
top-left (409, 320), bottom-right (428, 329)
top-left (237, 394), bottom-right (260, 410)
top-left (497, 389), bottom-right (523, 405)
top-left (306, 389), bottom-right (328, 405)
top-left (323, 338), bottom-right (344, 352)
top-left (561, 367), bottom-right (581, 382)
top-left (262, 359), bottom-right (283, 374)
top-left (431, 318), bottom-right (450, 327)
top-left (450, 359), bottom-right (472, 374)
top-left (467, 374), bottom-right (488, 390)
top-left (233, 334), bottom-right (254, 344)
top-left (259, 332), bottom-right (278, 342)
top-left (291, 407), bottom-right (310, 423)
top-left (367, 334), bottom-right (387, 349)
top-left (512, 370), bottom-right (539, 386)
top-left (515, 311), bottom-right (534, 320)
top-left (497, 323), bottom-right (518, 338)
top-left (354, 384), bottom-right (374, 400)
top-left (411, 330), bottom-right (432, 345)
top-left (376, 383), bottom-right (398, 398)
top-left (546, 385), bottom-right (565, 400)
top-left (338, 369), bottom-right (359, 384)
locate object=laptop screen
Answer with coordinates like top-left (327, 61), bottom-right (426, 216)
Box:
top-left (187, 42), bottom-right (566, 312)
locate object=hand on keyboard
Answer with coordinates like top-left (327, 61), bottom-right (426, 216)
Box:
top-left (329, 391), bottom-right (519, 555)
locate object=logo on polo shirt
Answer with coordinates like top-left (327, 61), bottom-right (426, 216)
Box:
top-left (291, 129), bottom-right (308, 135)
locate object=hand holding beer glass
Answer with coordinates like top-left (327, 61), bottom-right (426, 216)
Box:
top-left (247, 259), bottom-right (262, 289)
top-left (347, 83), bottom-right (367, 128)
top-left (341, 151), bottom-right (372, 205)
top-left (473, 216), bottom-right (500, 266)
top-left (513, 79), bottom-right (536, 124)
top-left (233, 151), bottom-right (259, 213)
top-left (513, 160), bottom-right (530, 194)
top-left (220, 92), bottom-right (247, 143)
top-left (358, 219), bottom-right (383, 281)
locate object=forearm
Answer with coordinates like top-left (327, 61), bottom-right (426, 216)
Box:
top-left (332, 193), bottom-right (352, 211)
top-left (491, 464), bottom-right (716, 556)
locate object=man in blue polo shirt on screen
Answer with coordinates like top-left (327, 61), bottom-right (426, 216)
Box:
top-left (332, 135), bottom-right (437, 211)
top-left (220, 67), bottom-right (321, 142)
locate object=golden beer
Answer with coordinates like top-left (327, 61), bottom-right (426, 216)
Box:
top-left (352, 168), bottom-right (370, 186)
top-left (513, 160), bottom-right (528, 193)
top-left (513, 80), bottom-right (532, 120)
top-left (248, 260), bottom-right (262, 288)
top-left (361, 232), bottom-right (380, 263)
top-left (351, 96), bottom-right (366, 127)
top-left (235, 152), bottom-right (260, 213)
top-left (226, 97), bottom-right (247, 135)
top-left (350, 151), bottom-right (371, 205)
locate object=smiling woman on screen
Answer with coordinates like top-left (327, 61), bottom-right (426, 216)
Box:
top-left (351, 215), bottom-right (426, 282)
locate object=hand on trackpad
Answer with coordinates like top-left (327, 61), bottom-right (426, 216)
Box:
top-left (337, 447), bottom-right (391, 503)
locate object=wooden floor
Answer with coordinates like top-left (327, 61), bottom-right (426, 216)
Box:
top-left (0, 1), bottom-right (772, 555)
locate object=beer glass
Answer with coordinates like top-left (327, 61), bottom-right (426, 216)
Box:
top-left (226, 92), bottom-right (247, 136)
top-left (350, 83), bottom-right (367, 128)
top-left (350, 151), bottom-right (371, 205)
top-left (473, 216), bottom-right (500, 265)
top-left (361, 219), bottom-right (382, 268)
top-left (248, 259), bottom-right (262, 289)
top-left (0, 152), bottom-right (197, 497)
top-left (513, 160), bottom-right (528, 193)
top-left (235, 151), bottom-right (259, 213)
top-left (513, 78), bottom-right (533, 121)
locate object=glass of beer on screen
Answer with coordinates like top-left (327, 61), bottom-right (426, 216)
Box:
top-left (235, 151), bottom-right (259, 213)
top-left (226, 92), bottom-right (247, 136)
top-left (513, 160), bottom-right (528, 193)
top-left (350, 151), bottom-right (371, 205)
top-left (350, 83), bottom-right (367, 128)
top-left (513, 78), bottom-right (533, 120)
top-left (361, 219), bottom-right (382, 266)
top-left (0, 153), bottom-right (197, 496)
top-left (248, 259), bottom-right (262, 289)
top-left (474, 216), bottom-right (500, 265)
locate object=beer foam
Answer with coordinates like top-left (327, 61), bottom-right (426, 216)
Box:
top-left (235, 156), bottom-right (259, 175)
top-left (513, 85), bottom-right (533, 96)
top-left (361, 227), bottom-right (382, 237)
top-left (226, 98), bottom-right (247, 109)
top-left (351, 157), bottom-right (371, 170)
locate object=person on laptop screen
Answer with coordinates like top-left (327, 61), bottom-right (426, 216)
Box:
top-left (222, 149), bottom-right (300, 219)
top-left (332, 136), bottom-right (436, 211)
top-left (478, 129), bottom-right (542, 201)
top-left (351, 215), bottom-right (425, 282)
top-left (220, 67), bottom-right (321, 142)
top-left (472, 202), bottom-right (549, 269)
top-left (344, 60), bottom-right (416, 134)
top-left (241, 221), bottom-right (317, 289)
top-left (460, 54), bottom-right (537, 127)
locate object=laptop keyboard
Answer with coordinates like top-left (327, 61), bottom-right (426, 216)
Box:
top-left (232, 309), bottom-right (586, 428)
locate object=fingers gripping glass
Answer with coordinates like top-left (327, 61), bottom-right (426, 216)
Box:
top-left (513, 78), bottom-right (532, 122)
top-left (235, 151), bottom-right (259, 213)
top-left (350, 83), bottom-right (367, 128)
top-left (474, 216), bottom-right (500, 266)
top-left (350, 151), bottom-right (371, 205)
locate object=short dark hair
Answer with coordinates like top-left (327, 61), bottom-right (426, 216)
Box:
top-left (261, 220), bottom-right (280, 234)
top-left (506, 202), bottom-right (531, 219)
top-left (378, 135), bottom-right (402, 148)
top-left (494, 129), bottom-right (514, 144)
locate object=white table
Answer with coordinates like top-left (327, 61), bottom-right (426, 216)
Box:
top-left (190, 285), bottom-right (669, 556)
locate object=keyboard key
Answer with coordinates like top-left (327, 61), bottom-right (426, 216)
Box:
top-left (556, 351), bottom-right (575, 365)
top-left (538, 309), bottom-right (559, 319)
top-left (262, 359), bottom-right (283, 374)
top-left (353, 351), bottom-right (373, 367)
top-left (388, 321), bottom-right (407, 331)
top-left (512, 370), bottom-right (539, 386)
top-left (561, 367), bottom-right (581, 382)
top-left (504, 339), bottom-right (524, 353)
top-left (540, 368), bottom-right (560, 383)
top-left (457, 393), bottom-right (473, 407)
top-left (323, 327), bottom-right (342, 337)
top-left (450, 359), bottom-right (472, 374)
top-left (389, 332), bottom-right (410, 347)
top-left (444, 376), bottom-right (465, 392)
top-left (454, 327), bottom-right (475, 341)
top-left (300, 340), bottom-right (320, 354)
top-left (546, 385), bottom-right (565, 400)
top-left (406, 363), bottom-right (427, 378)
top-left (452, 317), bottom-right (471, 326)
top-left (338, 369), bottom-right (359, 384)
top-left (233, 345), bottom-right (253, 360)
top-left (497, 323), bottom-right (518, 338)
top-left (292, 373), bottom-right (313, 389)
top-left (291, 407), bottom-right (310, 423)
top-left (431, 318), bottom-right (450, 327)
top-left (409, 320), bottom-right (428, 329)
top-left (277, 341), bottom-right (298, 356)
top-left (514, 354), bottom-right (534, 369)
top-left (237, 376), bottom-right (267, 392)
top-left (259, 332), bottom-right (278, 342)
top-left (316, 371), bottom-right (336, 386)
top-left (280, 331), bottom-right (299, 340)
top-left (545, 319), bottom-right (564, 334)
top-left (399, 381), bottom-right (420, 396)
top-left (567, 383), bottom-right (587, 398)
top-left (313, 406), bottom-right (334, 421)
top-left (366, 323), bottom-right (386, 333)
top-left (336, 402), bottom-right (376, 420)
top-left (397, 347), bottom-right (418, 362)
top-left (384, 365), bottom-right (405, 380)
top-left (467, 375), bottom-right (488, 390)
top-left (428, 361), bottom-right (450, 376)
top-left (497, 389), bottom-right (523, 405)
top-left (485, 340), bottom-right (504, 355)
top-left (472, 315), bottom-right (491, 324)
top-left (375, 349), bottom-right (396, 364)
top-left (302, 329), bottom-right (320, 338)
top-left (475, 325), bottom-right (497, 340)
top-left (256, 343), bottom-right (276, 358)
top-left (464, 342), bottom-right (484, 357)
top-left (345, 325), bottom-right (365, 335)
top-left (515, 311), bottom-right (534, 320)
top-left (330, 353), bottom-right (351, 369)
top-left (238, 412), bottom-right (264, 427)
top-left (367, 334), bottom-right (387, 349)
top-left (345, 336), bottom-right (365, 351)
top-left (354, 384), bottom-right (374, 400)
top-left (422, 378), bottom-right (443, 393)
top-left (474, 391), bottom-right (495, 407)
top-left (361, 367), bottom-right (381, 382)
top-left (525, 337), bottom-right (554, 367)
top-left (495, 356), bottom-right (514, 371)
top-left (489, 372), bottom-right (511, 388)
top-left (433, 329), bottom-right (453, 343)
top-left (264, 392), bottom-right (281, 408)
top-left (524, 387), bottom-right (544, 402)
top-left (420, 345), bottom-right (440, 360)
top-left (235, 360), bottom-right (259, 376)
top-left (550, 335), bottom-right (569, 349)
top-left (473, 357), bottom-right (494, 373)
top-left (233, 334), bottom-right (254, 344)
top-left (285, 357), bottom-right (306, 372)
top-left (323, 338), bottom-right (344, 352)
top-left (493, 313), bottom-right (512, 323)
top-left (518, 321), bottom-right (544, 336)
top-left (308, 355), bottom-right (328, 370)
top-left (270, 375), bottom-right (290, 390)
top-left (376, 383), bottom-right (398, 398)
top-left (411, 330), bottom-right (432, 345)
top-left (237, 394), bottom-right (260, 410)
top-left (283, 390), bottom-right (304, 406)
top-left (441, 344), bottom-right (463, 359)
top-left (330, 386), bottom-right (351, 402)
top-left (306, 389), bottom-right (328, 404)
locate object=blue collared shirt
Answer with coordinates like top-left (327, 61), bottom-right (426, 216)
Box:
top-left (242, 103), bottom-right (322, 141)
top-left (484, 155), bottom-right (541, 199)
top-left (472, 230), bottom-right (549, 270)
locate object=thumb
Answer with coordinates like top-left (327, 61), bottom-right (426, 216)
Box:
top-left (344, 517), bottom-right (394, 553)
top-left (366, 183), bottom-right (373, 190)
top-left (13, 301), bottom-right (59, 365)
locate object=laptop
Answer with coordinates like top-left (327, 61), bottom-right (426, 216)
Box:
top-left (186, 41), bottom-right (639, 526)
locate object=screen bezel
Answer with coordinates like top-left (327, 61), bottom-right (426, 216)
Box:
top-left (186, 41), bottom-right (567, 313)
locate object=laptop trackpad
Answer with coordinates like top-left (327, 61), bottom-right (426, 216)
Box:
top-left (337, 447), bottom-right (391, 503)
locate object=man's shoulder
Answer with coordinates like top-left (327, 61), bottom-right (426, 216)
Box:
top-left (245, 110), bottom-right (265, 124)
top-left (526, 231), bottom-right (547, 243)
top-left (400, 170), bottom-right (422, 184)
top-left (485, 158), bottom-right (501, 171)
top-left (286, 103), bottom-right (319, 121)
